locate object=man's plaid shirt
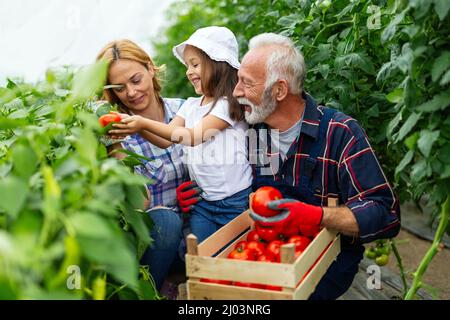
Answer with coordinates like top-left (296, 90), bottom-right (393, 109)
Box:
top-left (251, 93), bottom-right (401, 244)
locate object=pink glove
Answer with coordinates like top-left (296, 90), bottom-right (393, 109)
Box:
top-left (250, 199), bottom-right (323, 237)
top-left (176, 181), bottom-right (202, 214)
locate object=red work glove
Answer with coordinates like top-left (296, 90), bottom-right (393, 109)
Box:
top-left (176, 181), bottom-right (202, 214)
top-left (250, 199), bottom-right (323, 237)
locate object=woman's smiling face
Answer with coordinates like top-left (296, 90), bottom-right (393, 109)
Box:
top-left (107, 59), bottom-right (155, 112)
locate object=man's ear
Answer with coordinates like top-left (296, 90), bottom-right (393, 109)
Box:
top-left (274, 79), bottom-right (289, 101)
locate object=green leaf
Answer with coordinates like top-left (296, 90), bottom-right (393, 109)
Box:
top-left (68, 213), bottom-right (117, 239)
top-left (411, 158), bottom-right (430, 182)
top-left (335, 52), bottom-right (375, 75)
top-left (123, 206), bottom-right (151, 247)
top-left (416, 91), bottom-right (450, 112)
top-left (381, 8), bottom-right (407, 43)
top-left (434, 0), bottom-right (450, 21)
top-left (405, 132), bottom-right (420, 150)
top-left (71, 60), bottom-right (108, 100)
top-left (277, 14), bottom-right (302, 28)
top-left (0, 176), bottom-right (29, 219)
top-left (12, 143), bottom-right (38, 179)
top-left (387, 108), bottom-right (404, 139)
top-left (6, 78), bottom-right (17, 89)
top-left (441, 164), bottom-right (450, 179)
top-left (77, 236), bottom-right (138, 288)
top-left (431, 51), bottom-right (450, 82)
top-left (125, 184), bottom-right (147, 210)
top-left (395, 150), bottom-right (414, 177)
top-left (75, 128), bottom-right (99, 167)
top-left (396, 112), bottom-right (422, 142)
top-left (440, 70), bottom-right (450, 86)
top-left (317, 64), bottom-right (330, 79)
top-left (386, 88), bottom-right (404, 103)
top-left (0, 118), bottom-right (28, 130)
top-left (417, 130), bottom-right (440, 157)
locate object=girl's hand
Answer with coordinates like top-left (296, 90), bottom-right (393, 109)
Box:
top-left (110, 115), bottom-right (147, 136)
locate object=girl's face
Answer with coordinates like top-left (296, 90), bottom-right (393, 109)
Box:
top-left (184, 45), bottom-right (208, 96)
top-left (108, 59), bottom-right (155, 112)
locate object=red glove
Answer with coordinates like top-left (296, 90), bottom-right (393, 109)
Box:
top-left (176, 181), bottom-right (202, 214)
top-left (250, 199), bottom-right (323, 237)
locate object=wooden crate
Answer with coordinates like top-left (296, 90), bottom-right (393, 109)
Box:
top-left (185, 199), bottom-right (341, 300)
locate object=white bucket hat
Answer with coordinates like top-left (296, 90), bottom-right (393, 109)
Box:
top-left (172, 26), bottom-right (240, 70)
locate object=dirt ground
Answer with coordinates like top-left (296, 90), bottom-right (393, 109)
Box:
top-left (384, 229), bottom-right (450, 299)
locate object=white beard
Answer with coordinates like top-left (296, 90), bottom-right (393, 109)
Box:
top-left (238, 87), bottom-right (277, 124)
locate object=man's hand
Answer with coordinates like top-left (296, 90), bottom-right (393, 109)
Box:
top-left (250, 198), bottom-right (323, 237)
top-left (176, 181), bottom-right (202, 214)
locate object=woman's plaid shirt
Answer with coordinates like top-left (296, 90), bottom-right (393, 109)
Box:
top-left (121, 98), bottom-right (188, 212)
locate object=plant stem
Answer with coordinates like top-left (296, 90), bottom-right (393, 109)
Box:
top-left (391, 239), bottom-right (408, 298)
top-left (404, 195), bottom-right (449, 300)
top-left (306, 19), bottom-right (354, 56)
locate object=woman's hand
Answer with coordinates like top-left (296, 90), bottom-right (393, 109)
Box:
top-left (109, 115), bottom-right (147, 137)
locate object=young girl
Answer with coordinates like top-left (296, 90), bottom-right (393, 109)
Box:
top-left (110, 26), bottom-right (253, 243)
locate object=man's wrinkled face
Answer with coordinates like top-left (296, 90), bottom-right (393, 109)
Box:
top-left (233, 48), bottom-right (277, 124)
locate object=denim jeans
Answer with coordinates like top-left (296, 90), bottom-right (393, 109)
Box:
top-left (140, 208), bottom-right (184, 290)
top-left (190, 187), bottom-right (251, 243)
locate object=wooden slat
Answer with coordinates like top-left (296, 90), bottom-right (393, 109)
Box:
top-left (197, 210), bottom-right (252, 257)
top-left (187, 280), bottom-right (293, 300)
top-left (186, 234), bottom-right (198, 255)
top-left (280, 243), bottom-right (295, 264)
top-left (186, 255), bottom-right (297, 287)
top-left (292, 228), bottom-right (337, 284)
top-left (294, 235), bottom-right (341, 300)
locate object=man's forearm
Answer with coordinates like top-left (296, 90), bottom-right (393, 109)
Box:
top-left (321, 206), bottom-right (360, 237)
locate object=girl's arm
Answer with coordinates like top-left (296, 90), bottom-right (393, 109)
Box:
top-left (111, 114), bottom-right (230, 147)
top-left (138, 115), bottom-right (186, 149)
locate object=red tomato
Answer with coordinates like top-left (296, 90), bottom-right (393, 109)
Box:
top-left (228, 248), bottom-right (256, 260)
top-left (234, 241), bottom-right (248, 251)
top-left (246, 230), bottom-right (265, 243)
top-left (251, 186), bottom-right (283, 217)
top-left (287, 235), bottom-right (311, 252)
top-left (255, 224), bottom-right (283, 242)
top-left (246, 241), bottom-right (266, 257)
top-left (234, 282), bottom-right (265, 289)
top-left (257, 252), bottom-right (276, 262)
top-left (265, 240), bottom-right (284, 262)
top-left (200, 278), bottom-right (232, 285)
top-left (99, 112), bottom-right (121, 127)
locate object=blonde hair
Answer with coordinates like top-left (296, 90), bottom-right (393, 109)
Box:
top-left (96, 39), bottom-right (165, 113)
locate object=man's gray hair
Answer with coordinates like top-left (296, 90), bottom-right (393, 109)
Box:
top-left (248, 33), bottom-right (306, 95)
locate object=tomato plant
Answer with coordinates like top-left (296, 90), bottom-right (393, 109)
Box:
top-left (0, 62), bottom-right (158, 300)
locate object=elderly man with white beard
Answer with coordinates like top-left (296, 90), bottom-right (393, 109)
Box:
top-left (233, 33), bottom-right (401, 300)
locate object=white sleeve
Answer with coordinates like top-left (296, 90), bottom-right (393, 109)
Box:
top-left (176, 98), bottom-right (193, 119)
top-left (209, 98), bottom-right (236, 127)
